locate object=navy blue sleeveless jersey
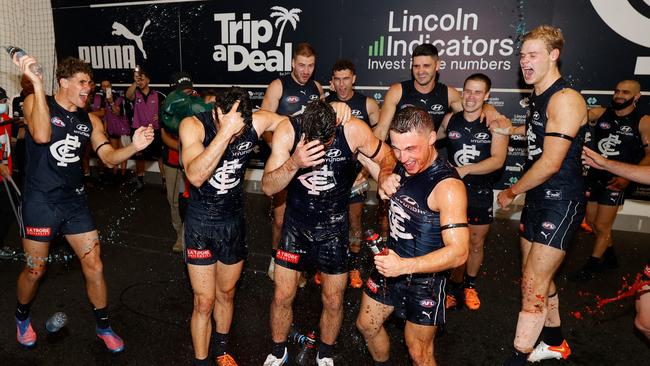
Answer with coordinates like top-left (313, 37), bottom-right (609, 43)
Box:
top-left (588, 108), bottom-right (645, 184)
top-left (445, 112), bottom-right (498, 186)
top-left (24, 96), bottom-right (93, 202)
top-left (325, 91), bottom-right (372, 127)
top-left (397, 81), bottom-right (449, 130)
top-left (276, 74), bottom-right (320, 116)
top-left (525, 78), bottom-right (587, 201)
top-left (188, 111), bottom-right (259, 215)
top-left (285, 117), bottom-right (357, 224)
top-left (388, 157), bottom-right (460, 259)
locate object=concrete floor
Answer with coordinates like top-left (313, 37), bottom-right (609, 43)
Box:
top-left (0, 176), bottom-right (648, 365)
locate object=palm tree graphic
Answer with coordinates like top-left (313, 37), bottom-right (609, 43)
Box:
top-left (270, 6), bottom-right (302, 47)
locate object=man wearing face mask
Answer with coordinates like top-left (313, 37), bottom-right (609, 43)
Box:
top-left (575, 80), bottom-right (650, 281)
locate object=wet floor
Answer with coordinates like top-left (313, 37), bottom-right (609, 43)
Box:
top-left (0, 177), bottom-right (648, 365)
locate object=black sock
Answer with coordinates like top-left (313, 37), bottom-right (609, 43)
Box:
top-left (193, 357), bottom-right (210, 366)
top-left (348, 251), bottom-right (360, 270)
top-left (93, 307), bottom-right (110, 329)
top-left (543, 326), bottom-right (564, 346)
top-left (447, 279), bottom-right (463, 296)
top-left (375, 359), bottom-right (393, 366)
top-left (15, 301), bottom-right (31, 321)
top-left (138, 176), bottom-right (145, 184)
top-left (503, 349), bottom-right (529, 366)
top-left (465, 275), bottom-right (477, 288)
top-left (213, 332), bottom-right (228, 356)
top-left (317, 341), bottom-right (334, 359)
top-left (272, 341), bottom-right (287, 358)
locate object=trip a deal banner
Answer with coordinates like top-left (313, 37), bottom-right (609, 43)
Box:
top-left (52, 0), bottom-right (650, 197)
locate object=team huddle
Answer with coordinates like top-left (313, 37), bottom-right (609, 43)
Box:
top-left (11, 24), bottom-right (650, 366)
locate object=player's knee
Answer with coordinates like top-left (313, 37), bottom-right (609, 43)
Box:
top-left (593, 221), bottom-right (612, 236)
top-left (81, 257), bottom-right (104, 277)
top-left (22, 265), bottom-right (47, 282)
top-left (634, 314), bottom-right (650, 335)
top-left (273, 288), bottom-right (294, 307)
top-left (321, 291), bottom-right (343, 312)
top-left (355, 316), bottom-right (377, 338)
top-left (406, 339), bottom-right (433, 365)
top-left (193, 294), bottom-right (216, 315)
top-left (216, 286), bottom-right (236, 303)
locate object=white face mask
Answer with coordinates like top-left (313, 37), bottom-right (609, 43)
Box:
top-left (0, 104), bottom-right (7, 115)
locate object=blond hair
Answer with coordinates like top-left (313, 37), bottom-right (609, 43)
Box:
top-left (523, 25), bottom-right (564, 54)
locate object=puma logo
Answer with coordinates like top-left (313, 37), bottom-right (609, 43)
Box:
top-left (420, 99), bottom-right (427, 104)
top-left (464, 127), bottom-right (472, 133)
top-left (112, 20), bottom-right (151, 59)
top-left (540, 231), bottom-right (550, 239)
top-left (421, 311), bottom-right (432, 320)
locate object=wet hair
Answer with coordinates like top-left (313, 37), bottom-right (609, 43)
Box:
top-left (293, 42), bottom-right (316, 59)
top-left (201, 88), bottom-right (218, 103)
top-left (215, 87), bottom-right (252, 126)
top-left (412, 43), bottom-right (439, 59)
top-left (390, 106), bottom-right (433, 134)
top-left (464, 73), bottom-right (492, 91)
top-left (296, 100), bottom-right (336, 143)
top-left (332, 59), bottom-right (355, 75)
top-left (56, 57), bottom-right (93, 84)
top-left (523, 25), bottom-right (564, 54)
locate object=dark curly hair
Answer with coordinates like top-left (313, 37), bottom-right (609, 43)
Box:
top-left (56, 57), bottom-right (93, 84)
top-left (295, 100), bottom-right (336, 144)
top-left (215, 87), bottom-right (252, 126)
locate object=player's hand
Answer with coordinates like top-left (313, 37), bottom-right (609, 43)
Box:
top-left (13, 55), bottom-right (42, 85)
top-left (0, 164), bottom-right (11, 178)
top-left (374, 249), bottom-right (407, 277)
top-left (606, 176), bottom-right (629, 191)
top-left (480, 104), bottom-right (501, 127)
top-left (132, 124), bottom-right (155, 151)
top-left (353, 172), bottom-right (367, 187)
top-left (290, 135), bottom-right (325, 168)
top-left (216, 100), bottom-right (245, 140)
top-left (497, 187), bottom-right (516, 210)
top-left (378, 173), bottom-right (400, 200)
top-left (582, 146), bottom-right (608, 170)
top-left (330, 102), bottom-right (351, 125)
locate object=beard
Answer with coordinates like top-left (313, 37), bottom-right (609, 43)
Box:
top-left (611, 97), bottom-right (635, 110)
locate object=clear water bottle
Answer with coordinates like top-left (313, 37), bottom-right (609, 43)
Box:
top-left (294, 330), bottom-right (316, 365)
top-left (349, 180), bottom-right (370, 198)
top-left (364, 229), bottom-right (388, 256)
top-left (5, 46), bottom-right (43, 76)
top-left (288, 329), bottom-right (308, 346)
top-left (45, 312), bottom-right (68, 333)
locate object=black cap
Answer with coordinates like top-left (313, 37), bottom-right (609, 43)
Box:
top-left (170, 71), bottom-right (193, 90)
top-left (0, 87), bottom-right (7, 101)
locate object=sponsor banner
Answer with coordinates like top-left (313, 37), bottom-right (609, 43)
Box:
top-left (52, 0), bottom-right (650, 198)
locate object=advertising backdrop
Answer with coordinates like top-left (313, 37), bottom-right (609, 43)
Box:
top-left (52, 0), bottom-right (650, 198)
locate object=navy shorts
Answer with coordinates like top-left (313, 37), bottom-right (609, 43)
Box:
top-left (183, 208), bottom-right (247, 266)
top-left (21, 197), bottom-right (96, 242)
top-left (520, 199), bottom-right (585, 251)
top-left (364, 271), bottom-right (447, 326)
top-left (586, 180), bottom-right (626, 206)
top-left (275, 212), bottom-right (349, 275)
top-left (466, 185), bottom-right (494, 225)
